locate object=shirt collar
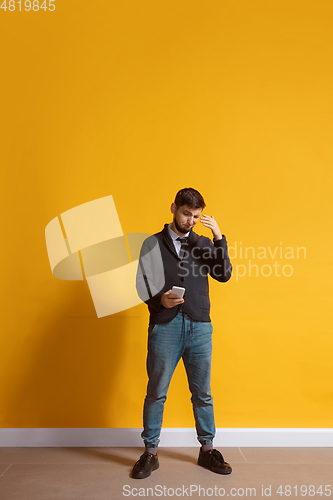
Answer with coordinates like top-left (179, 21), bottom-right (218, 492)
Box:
top-left (168, 223), bottom-right (190, 241)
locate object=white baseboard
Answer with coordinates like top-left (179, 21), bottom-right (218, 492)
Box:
top-left (0, 428), bottom-right (332, 447)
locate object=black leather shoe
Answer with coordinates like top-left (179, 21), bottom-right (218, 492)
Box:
top-left (131, 450), bottom-right (159, 479)
top-left (198, 447), bottom-right (232, 475)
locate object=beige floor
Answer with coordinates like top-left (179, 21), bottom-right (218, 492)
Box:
top-left (0, 447), bottom-right (332, 499)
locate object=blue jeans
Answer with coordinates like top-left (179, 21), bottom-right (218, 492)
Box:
top-left (142, 310), bottom-right (215, 448)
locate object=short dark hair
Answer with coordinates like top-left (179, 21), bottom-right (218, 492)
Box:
top-left (174, 187), bottom-right (206, 209)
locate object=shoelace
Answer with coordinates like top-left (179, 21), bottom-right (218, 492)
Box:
top-left (211, 449), bottom-right (224, 460)
top-left (134, 450), bottom-right (151, 467)
top-left (208, 448), bottom-right (227, 465)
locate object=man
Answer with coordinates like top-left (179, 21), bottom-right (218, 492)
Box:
top-left (132, 187), bottom-right (232, 479)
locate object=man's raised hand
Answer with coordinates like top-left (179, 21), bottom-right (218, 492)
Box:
top-left (200, 214), bottom-right (222, 240)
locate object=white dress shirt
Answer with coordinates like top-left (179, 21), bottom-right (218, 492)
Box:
top-left (168, 223), bottom-right (190, 256)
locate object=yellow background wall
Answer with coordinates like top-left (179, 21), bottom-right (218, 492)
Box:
top-left (1, 0), bottom-right (332, 428)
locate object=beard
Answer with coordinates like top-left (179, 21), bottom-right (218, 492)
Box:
top-left (173, 214), bottom-right (190, 234)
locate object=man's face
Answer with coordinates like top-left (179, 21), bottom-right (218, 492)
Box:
top-left (172, 204), bottom-right (202, 234)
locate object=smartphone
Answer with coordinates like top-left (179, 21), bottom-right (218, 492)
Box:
top-left (171, 286), bottom-right (185, 299)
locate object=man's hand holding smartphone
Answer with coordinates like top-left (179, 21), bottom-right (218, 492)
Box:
top-left (161, 286), bottom-right (185, 308)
